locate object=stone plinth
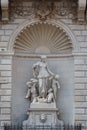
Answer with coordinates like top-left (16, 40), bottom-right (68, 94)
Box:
top-left (23, 103), bottom-right (63, 126)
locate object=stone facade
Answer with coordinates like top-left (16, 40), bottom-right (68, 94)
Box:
top-left (0, 0), bottom-right (87, 130)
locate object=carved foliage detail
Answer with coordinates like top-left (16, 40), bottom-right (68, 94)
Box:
top-left (9, 0), bottom-right (77, 20)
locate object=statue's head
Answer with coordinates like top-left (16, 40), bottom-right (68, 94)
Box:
top-left (26, 81), bottom-right (32, 87)
top-left (55, 75), bottom-right (59, 79)
top-left (40, 55), bottom-right (47, 62)
top-left (30, 78), bottom-right (38, 83)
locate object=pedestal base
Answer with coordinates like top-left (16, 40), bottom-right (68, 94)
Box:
top-left (23, 103), bottom-right (63, 126)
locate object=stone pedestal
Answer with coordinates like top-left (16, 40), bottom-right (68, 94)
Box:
top-left (23, 103), bottom-right (63, 126)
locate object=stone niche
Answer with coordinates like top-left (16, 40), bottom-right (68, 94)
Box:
top-left (11, 23), bottom-right (74, 125)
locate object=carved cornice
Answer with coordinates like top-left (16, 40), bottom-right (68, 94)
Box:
top-left (9, 0), bottom-right (78, 21)
top-left (0, 0), bottom-right (87, 22)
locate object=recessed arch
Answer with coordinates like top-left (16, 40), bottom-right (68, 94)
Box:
top-left (11, 19), bottom-right (75, 124)
top-left (8, 19), bottom-right (79, 55)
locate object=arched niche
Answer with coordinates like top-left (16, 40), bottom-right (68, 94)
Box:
top-left (8, 19), bottom-right (79, 53)
top-left (11, 19), bottom-right (77, 125)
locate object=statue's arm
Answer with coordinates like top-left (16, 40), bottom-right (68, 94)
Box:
top-left (56, 81), bottom-right (60, 89)
top-left (46, 65), bottom-right (54, 76)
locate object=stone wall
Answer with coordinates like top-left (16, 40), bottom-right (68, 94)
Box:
top-left (0, 16), bottom-right (87, 130)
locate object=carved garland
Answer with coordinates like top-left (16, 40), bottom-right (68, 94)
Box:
top-left (9, 0), bottom-right (78, 20)
top-left (0, 0), bottom-right (87, 21)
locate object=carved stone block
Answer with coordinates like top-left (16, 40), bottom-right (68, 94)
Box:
top-left (23, 103), bottom-right (63, 126)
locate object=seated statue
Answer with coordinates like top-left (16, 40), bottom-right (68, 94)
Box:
top-left (25, 78), bottom-right (38, 103)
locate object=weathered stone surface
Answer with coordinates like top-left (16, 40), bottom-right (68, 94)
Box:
top-left (1, 84), bottom-right (11, 89)
top-left (75, 71), bottom-right (85, 77)
top-left (1, 96), bottom-right (11, 101)
top-left (0, 90), bottom-right (11, 96)
top-left (1, 108), bottom-right (11, 114)
top-left (75, 90), bottom-right (87, 96)
top-left (75, 84), bottom-right (85, 89)
top-left (1, 59), bottom-right (12, 64)
top-left (0, 115), bottom-right (11, 120)
top-left (0, 0), bottom-right (87, 128)
top-left (0, 102), bottom-right (11, 108)
top-left (0, 65), bottom-right (11, 70)
top-left (75, 96), bottom-right (85, 101)
top-left (0, 121), bottom-right (11, 127)
top-left (75, 115), bottom-right (87, 120)
top-left (75, 102), bottom-right (87, 108)
top-left (75, 108), bottom-right (85, 114)
top-left (5, 30), bottom-right (13, 35)
top-left (1, 71), bottom-right (12, 77)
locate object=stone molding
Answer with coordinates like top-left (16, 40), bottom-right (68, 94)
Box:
top-left (1, 0), bottom-right (9, 21)
top-left (8, 19), bottom-right (79, 54)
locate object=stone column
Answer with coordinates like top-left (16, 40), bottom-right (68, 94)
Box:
top-left (78, 0), bottom-right (86, 21)
top-left (1, 0), bottom-right (9, 21)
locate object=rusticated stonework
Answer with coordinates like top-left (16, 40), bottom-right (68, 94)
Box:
top-left (9, 0), bottom-right (78, 21)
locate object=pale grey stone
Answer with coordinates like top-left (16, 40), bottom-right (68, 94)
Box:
top-left (1, 96), bottom-right (11, 101)
top-left (82, 31), bottom-right (87, 35)
top-left (1, 59), bottom-right (12, 64)
top-left (0, 102), bottom-right (11, 108)
top-left (0, 42), bottom-right (8, 47)
top-left (0, 121), bottom-right (11, 127)
top-left (0, 65), bottom-right (12, 70)
top-left (1, 84), bottom-right (11, 89)
top-left (0, 115), bottom-right (11, 120)
top-left (23, 103), bottom-right (63, 126)
top-left (5, 30), bottom-right (13, 35)
top-left (75, 109), bottom-right (85, 114)
top-left (75, 84), bottom-right (85, 89)
top-left (74, 31), bottom-right (82, 36)
top-left (75, 71), bottom-right (85, 77)
top-left (75, 78), bottom-right (87, 83)
top-left (75, 102), bottom-right (87, 108)
top-left (0, 90), bottom-right (11, 96)
top-left (77, 36), bottom-right (85, 41)
top-left (1, 25), bottom-right (17, 30)
top-left (75, 96), bottom-right (85, 101)
top-left (75, 90), bottom-right (87, 96)
top-left (74, 59), bottom-right (85, 65)
top-left (0, 30), bottom-right (4, 35)
top-left (1, 36), bottom-right (10, 42)
top-left (75, 65), bottom-right (87, 71)
top-left (69, 25), bottom-right (85, 30)
top-left (1, 71), bottom-right (12, 77)
top-left (25, 55), bottom-right (60, 103)
top-left (75, 115), bottom-right (87, 120)
top-left (1, 108), bottom-right (11, 114)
